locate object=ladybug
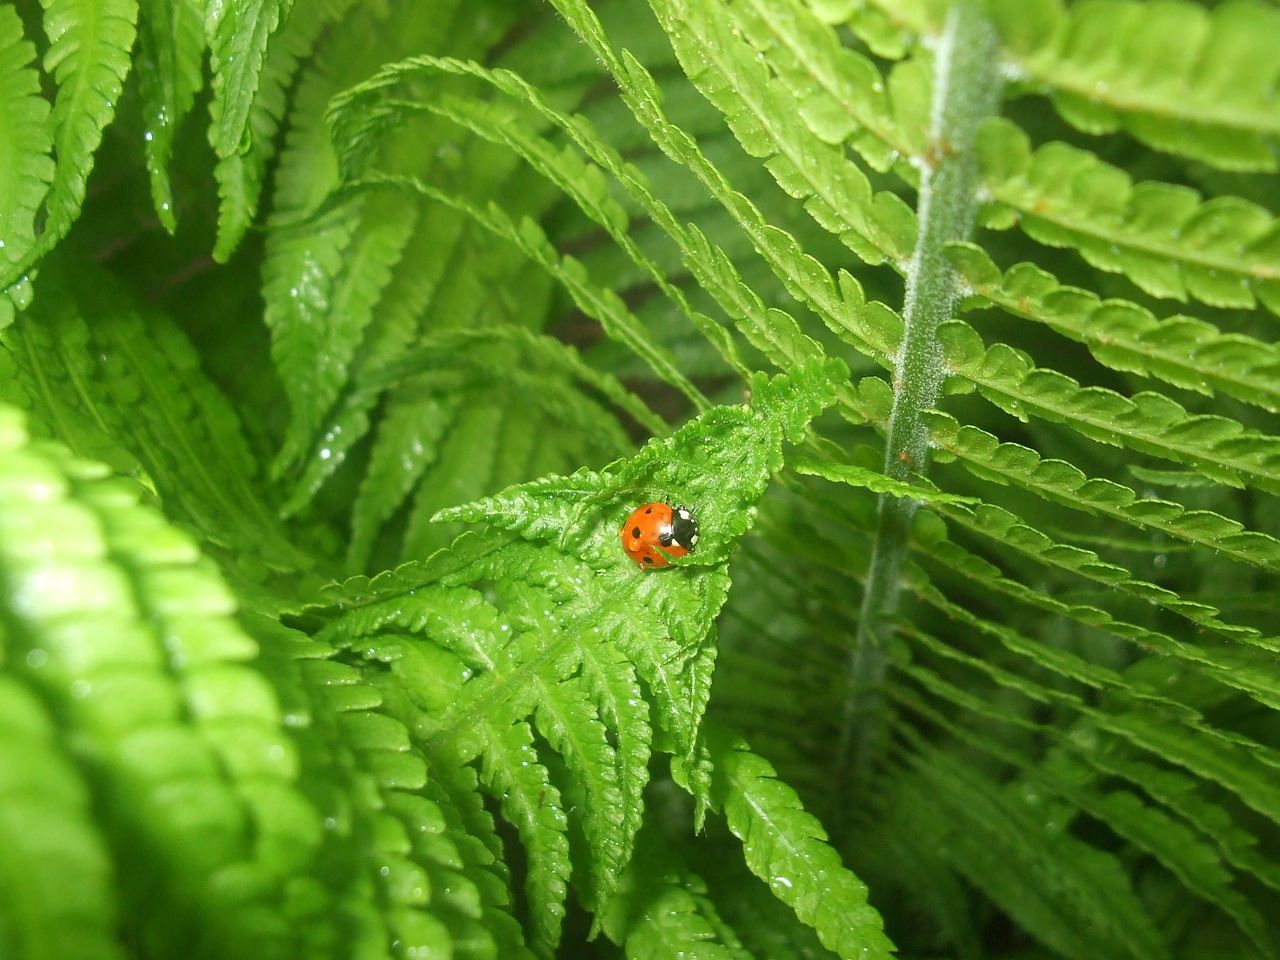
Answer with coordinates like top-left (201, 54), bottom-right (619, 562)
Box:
top-left (620, 502), bottom-right (699, 568)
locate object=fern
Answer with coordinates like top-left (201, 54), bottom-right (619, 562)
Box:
top-left (26, 0), bottom-right (138, 275)
top-left (3, 0), bottom-right (1280, 957)
top-left (134, 0), bottom-right (203, 233)
top-left (0, 4), bottom-right (54, 327)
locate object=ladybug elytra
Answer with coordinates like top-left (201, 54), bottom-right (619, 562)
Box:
top-left (620, 502), bottom-right (699, 568)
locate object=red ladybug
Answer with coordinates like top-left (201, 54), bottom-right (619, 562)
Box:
top-left (620, 502), bottom-right (699, 568)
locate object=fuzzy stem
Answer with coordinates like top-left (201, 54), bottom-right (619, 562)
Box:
top-left (834, 2), bottom-right (1002, 809)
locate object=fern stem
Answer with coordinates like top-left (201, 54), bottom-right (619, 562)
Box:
top-left (834, 2), bottom-right (1002, 808)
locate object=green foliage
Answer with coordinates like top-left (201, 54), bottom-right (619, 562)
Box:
top-left (1, 0), bottom-right (1279, 958)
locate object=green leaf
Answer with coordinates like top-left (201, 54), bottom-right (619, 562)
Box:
top-left (901, 653), bottom-right (1276, 959)
top-left (207, 0), bottom-right (293, 159)
top-left (726, 0), bottom-right (916, 174)
top-left (908, 743), bottom-right (1168, 960)
top-left (793, 456), bottom-right (979, 505)
top-left (924, 408), bottom-right (1280, 573)
top-left (326, 58), bottom-right (749, 380)
top-left (646, 0), bottom-right (915, 268)
top-left (3, 262), bottom-right (307, 570)
top-left (600, 828), bottom-right (749, 959)
top-left (917, 505), bottom-right (1279, 706)
top-left (33, 0), bottom-right (138, 264)
top-left (934, 317), bottom-right (1280, 495)
top-left (950, 243), bottom-right (1280, 410)
top-left (977, 121), bottom-right (1280, 315)
top-left (0, 675), bottom-right (123, 960)
top-left (135, 0), bottom-right (204, 232)
top-left (477, 720), bottom-right (570, 958)
top-left (338, 327), bottom-right (637, 564)
top-left (212, 0), bottom-right (357, 258)
top-left (1004, 0), bottom-right (1280, 172)
top-left (344, 171), bottom-right (709, 416)
top-left (0, 403), bottom-right (320, 958)
top-left (0, 5), bottom-right (54, 316)
top-left (705, 723), bottom-right (893, 960)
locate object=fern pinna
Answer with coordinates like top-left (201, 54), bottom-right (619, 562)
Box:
top-left (1, 0), bottom-right (1279, 958)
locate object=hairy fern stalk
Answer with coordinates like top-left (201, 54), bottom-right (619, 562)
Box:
top-left (2, 0), bottom-right (1279, 956)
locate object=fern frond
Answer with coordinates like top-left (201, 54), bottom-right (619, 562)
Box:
top-left (529, 667), bottom-right (629, 911)
top-left (858, 0), bottom-right (1280, 173)
top-left (1088, 751), bottom-right (1280, 896)
top-left (213, 0), bottom-right (356, 259)
top-left (309, 365), bottom-right (843, 944)
top-left (345, 391), bottom-right (457, 570)
top-left (916, 507), bottom-right (1280, 704)
top-left (934, 318), bottom-right (1280, 493)
top-left (839, 292), bottom-right (1280, 498)
top-left (345, 330), bottom-right (645, 563)
top-left (545, 0), bottom-right (889, 386)
top-left (284, 192), bottom-right (420, 466)
top-left (31, 0), bottom-right (138, 268)
top-left (326, 58), bottom-right (749, 379)
top-left (726, 0), bottom-right (920, 175)
top-left (916, 405), bottom-right (1280, 573)
top-left (351, 170), bottom-right (709, 414)
top-left (0, 291), bottom-right (142, 478)
top-left (476, 719), bottom-right (570, 958)
top-left (0, 5), bottom-right (54, 324)
top-left (928, 495), bottom-right (1265, 648)
top-left (273, 200), bottom-right (462, 514)
top-left (977, 120), bottom-right (1280, 314)
top-left (705, 723), bottom-right (895, 960)
top-left (950, 243), bottom-right (1280, 411)
top-left (7, 0), bottom-right (1277, 953)
top-left (0, 674), bottom-right (123, 960)
top-left (890, 729), bottom-right (1169, 960)
top-left (648, 0), bottom-right (916, 268)
top-left (1058, 776), bottom-right (1275, 958)
top-left (601, 829), bottom-right (749, 960)
top-left (256, 617), bottom-right (523, 959)
top-left (263, 0), bottom-right (546, 481)
top-left (899, 604), bottom-right (1280, 833)
top-left (899, 638), bottom-right (1277, 957)
top-left (206, 0), bottom-right (293, 161)
top-left (135, 0), bottom-right (204, 233)
top-left (385, 330), bottom-right (637, 563)
top-left (793, 455), bottom-right (980, 506)
top-left (0, 404), bottom-right (319, 958)
top-left (262, 201), bottom-right (361, 475)
top-left (1, 265), bottom-right (305, 569)
top-left (995, 0), bottom-right (1280, 173)
top-left (258, 2), bottom-right (398, 472)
